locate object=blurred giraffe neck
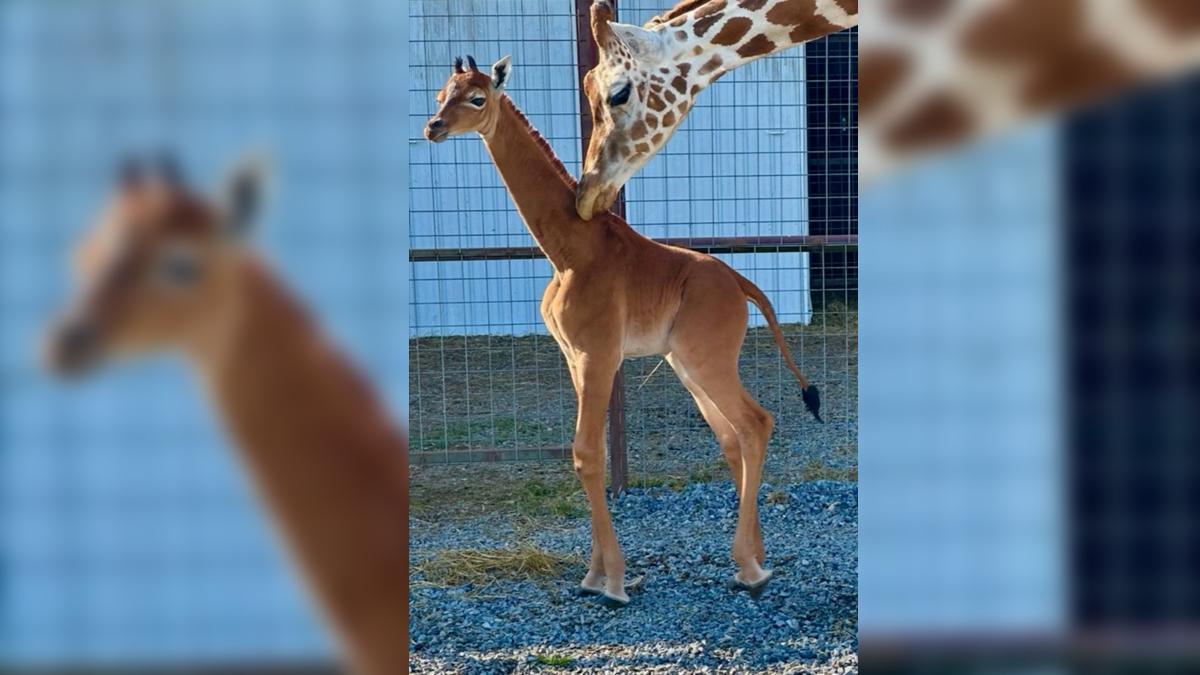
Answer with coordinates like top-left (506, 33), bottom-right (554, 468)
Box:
top-left (198, 258), bottom-right (408, 675)
top-left (860, 0), bottom-right (1200, 183)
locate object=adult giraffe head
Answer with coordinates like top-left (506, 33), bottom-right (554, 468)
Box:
top-left (44, 153), bottom-right (268, 376)
top-left (576, 0), bottom-right (858, 220)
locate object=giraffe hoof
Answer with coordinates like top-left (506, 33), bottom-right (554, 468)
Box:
top-left (728, 569), bottom-right (773, 599)
top-left (599, 590), bottom-right (630, 608)
top-left (577, 581), bottom-right (605, 597)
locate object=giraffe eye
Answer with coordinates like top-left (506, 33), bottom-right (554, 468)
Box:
top-left (468, 96), bottom-right (486, 107)
top-left (155, 247), bottom-right (203, 289)
top-left (608, 82), bottom-right (632, 107)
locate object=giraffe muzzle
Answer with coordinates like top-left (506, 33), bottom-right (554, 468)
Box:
top-left (43, 318), bottom-right (104, 377)
top-left (576, 173), bottom-right (618, 221)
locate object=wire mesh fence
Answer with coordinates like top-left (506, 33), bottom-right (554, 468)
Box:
top-left (408, 0), bottom-right (857, 481)
top-left (0, 0), bottom-right (405, 666)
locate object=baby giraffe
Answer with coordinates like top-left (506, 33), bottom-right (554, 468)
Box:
top-left (425, 56), bottom-right (820, 606)
top-left (43, 155), bottom-right (407, 675)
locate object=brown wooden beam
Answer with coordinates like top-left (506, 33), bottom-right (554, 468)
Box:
top-left (575, 0), bottom-right (629, 495)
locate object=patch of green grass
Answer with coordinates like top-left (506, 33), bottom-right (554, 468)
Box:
top-left (514, 478), bottom-right (586, 519)
top-left (409, 467), bottom-right (586, 521)
top-left (535, 653), bottom-right (574, 667)
top-left (627, 462), bottom-right (726, 491)
top-left (413, 416), bottom-right (554, 452)
top-left (766, 490), bottom-right (790, 505)
top-left (801, 458), bottom-right (858, 483)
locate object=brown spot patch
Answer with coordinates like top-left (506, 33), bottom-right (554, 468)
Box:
top-left (647, 115), bottom-right (660, 129)
top-left (698, 54), bottom-right (724, 75)
top-left (676, 30), bottom-right (688, 40)
top-left (887, 0), bottom-right (952, 23)
top-left (631, 120), bottom-right (648, 140)
top-left (694, 11), bottom-right (725, 36)
top-left (635, 142), bottom-right (651, 153)
top-left (679, 63), bottom-right (691, 77)
top-left (691, 84), bottom-right (702, 95)
top-left (859, 48), bottom-right (911, 118)
top-left (664, 88), bottom-right (677, 103)
top-left (662, 111), bottom-right (676, 127)
top-left (1141, 0), bottom-right (1200, 36)
top-left (713, 17), bottom-right (753, 45)
top-left (962, 0), bottom-right (1143, 111)
top-left (766, 0), bottom-right (840, 42)
top-left (738, 0), bottom-right (768, 9)
top-left (693, 45), bottom-right (704, 55)
top-left (737, 34), bottom-right (776, 57)
top-left (647, 92), bottom-right (668, 111)
top-left (883, 91), bottom-right (974, 151)
top-left (651, 133), bottom-right (664, 144)
top-left (672, 76), bottom-right (688, 93)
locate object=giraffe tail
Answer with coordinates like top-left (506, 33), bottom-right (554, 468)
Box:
top-left (731, 269), bottom-right (822, 423)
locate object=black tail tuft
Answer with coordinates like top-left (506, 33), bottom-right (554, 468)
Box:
top-left (802, 385), bottom-right (822, 423)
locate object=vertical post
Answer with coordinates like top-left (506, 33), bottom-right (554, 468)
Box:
top-left (575, 0), bottom-right (628, 495)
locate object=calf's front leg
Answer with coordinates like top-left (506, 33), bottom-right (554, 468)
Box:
top-left (569, 351), bottom-right (628, 606)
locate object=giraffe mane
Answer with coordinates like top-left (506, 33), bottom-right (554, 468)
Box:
top-left (499, 94), bottom-right (577, 190)
top-left (652, 0), bottom-right (717, 24)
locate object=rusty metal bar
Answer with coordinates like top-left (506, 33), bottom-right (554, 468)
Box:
top-left (409, 234), bottom-right (858, 262)
top-left (575, 0), bottom-right (628, 495)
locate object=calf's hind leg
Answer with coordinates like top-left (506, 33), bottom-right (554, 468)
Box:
top-left (667, 353), bottom-right (766, 565)
top-left (667, 266), bottom-right (774, 590)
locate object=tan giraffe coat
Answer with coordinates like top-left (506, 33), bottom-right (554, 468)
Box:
top-left (44, 164), bottom-right (408, 675)
top-left (425, 56), bottom-right (819, 607)
top-left (577, 0), bottom-right (859, 219)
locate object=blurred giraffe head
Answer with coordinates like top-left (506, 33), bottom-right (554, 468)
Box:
top-left (43, 152), bottom-right (269, 376)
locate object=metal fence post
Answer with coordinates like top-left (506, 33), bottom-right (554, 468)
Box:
top-left (575, 0), bottom-right (628, 495)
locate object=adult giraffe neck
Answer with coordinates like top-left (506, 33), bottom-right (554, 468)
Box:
top-left (480, 94), bottom-right (597, 272)
top-left (664, 0), bottom-right (858, 84)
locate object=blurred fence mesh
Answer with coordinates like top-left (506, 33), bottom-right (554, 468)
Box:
top-left (408, 0), bottom-right (857, 481)
top-left (0, 0), bottom-right (405, 667)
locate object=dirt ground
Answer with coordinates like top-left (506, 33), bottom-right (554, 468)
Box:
top-left (410, 304), bottom-right (856, 483)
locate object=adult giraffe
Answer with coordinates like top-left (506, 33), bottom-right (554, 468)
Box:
top-left (577, 0), bottom-right (858, 219)
top-left (43, 155), bottom-right (407, 675)
top-left (424, 55), bottom-right (820, 606)
top-left (578, 0), bottom-right (1200, 218)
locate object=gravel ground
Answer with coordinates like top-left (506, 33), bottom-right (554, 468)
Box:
top-left (411, 307), bottom-right (857, 479)
top-left (410, 480), bottom-right (857, 674)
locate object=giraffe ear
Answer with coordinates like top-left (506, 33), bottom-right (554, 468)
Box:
top-left (608, 22), bottom-right (666, 62)
top-left (491, 55), bottom-right (512, 89)
top-left (218, 151), bottom-right (271, 241)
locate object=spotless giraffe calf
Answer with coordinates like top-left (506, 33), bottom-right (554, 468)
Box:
top-left (425, 55), bottom-right (821, 607)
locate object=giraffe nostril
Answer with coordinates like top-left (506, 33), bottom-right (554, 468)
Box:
top-left (45, 319), bottom-right (101, 375)
top-left (429, 118), bottom-right (446, 129)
